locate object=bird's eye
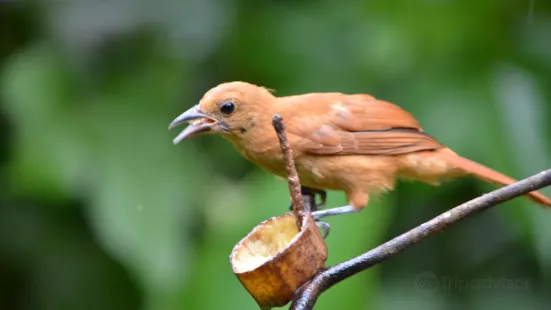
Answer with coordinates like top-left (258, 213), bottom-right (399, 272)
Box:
top-left (220, 101), bottom-right (235, 115)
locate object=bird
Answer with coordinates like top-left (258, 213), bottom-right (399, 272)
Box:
top-left (169, 81), bottom-right (551, 222)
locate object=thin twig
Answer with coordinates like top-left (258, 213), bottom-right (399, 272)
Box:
top-left (272, 114), bottom-right (306, 229)
top-left (290, 169), bottom-right (551, 309)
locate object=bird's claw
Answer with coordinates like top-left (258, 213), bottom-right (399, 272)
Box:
top-left (289, 186), bottom-right (327, 212)
top-left (287, 186), bottom-right (330, 238)
top-left (305, 187), bottom-right (327, 210)
top-left (316, 221), bottom-right (331, 239)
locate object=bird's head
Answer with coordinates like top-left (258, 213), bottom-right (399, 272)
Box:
top-left (169, 81), bottom-right (276, 144)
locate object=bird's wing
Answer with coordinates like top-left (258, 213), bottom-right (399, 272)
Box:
top-left (285, 94), bottom-right (444, 155)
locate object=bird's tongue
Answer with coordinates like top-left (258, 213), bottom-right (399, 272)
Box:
top-left (173, 120), bottom-right (213, 144)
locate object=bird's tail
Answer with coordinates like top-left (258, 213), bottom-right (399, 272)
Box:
top-left (437, 148), bottom-right (551, 207)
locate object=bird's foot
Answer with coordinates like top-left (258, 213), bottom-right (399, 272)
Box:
top-left (287, 186), bottom-right (330, 238)
top-left (316, 221), bottom-right (331, 239)
top-left (289, 186), bottom-right (327, 212)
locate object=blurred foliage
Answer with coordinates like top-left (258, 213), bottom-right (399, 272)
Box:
top-left (1, 0), bottom-right (551, 309)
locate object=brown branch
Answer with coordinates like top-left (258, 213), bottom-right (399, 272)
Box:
top-left (289, 168), bottom-right (551, 309)
top-left (272, 114), bottom-right (307, 229)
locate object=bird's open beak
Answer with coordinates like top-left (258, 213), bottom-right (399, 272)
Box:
top-left (169, 105), bottom-right (216, 144)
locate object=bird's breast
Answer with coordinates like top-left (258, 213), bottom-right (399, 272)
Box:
top-left (230, 137), bottom-right (288, 176)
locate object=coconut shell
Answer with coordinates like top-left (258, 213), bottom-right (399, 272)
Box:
top-left (230, 212), bottom-right (328, 309)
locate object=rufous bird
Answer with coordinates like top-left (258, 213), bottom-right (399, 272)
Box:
top-left (169, 81), bottom-right (551, 224)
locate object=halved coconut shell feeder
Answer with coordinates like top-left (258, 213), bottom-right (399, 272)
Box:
top-left (230, 212), bottom-right (327, 309)
top-left (229, 115), bottom-right (329, 309)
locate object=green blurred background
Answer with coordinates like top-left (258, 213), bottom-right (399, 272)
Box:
top-left (1, 0), bottom-right (551, 309)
